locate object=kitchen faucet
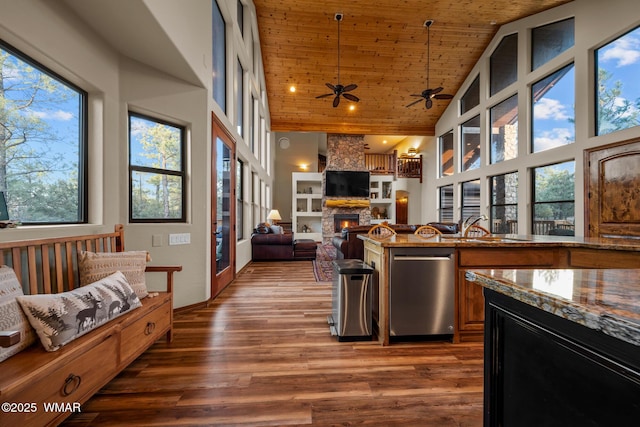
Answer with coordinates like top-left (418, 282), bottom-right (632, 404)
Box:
top-left (461, 214), bottom-right (488, 236)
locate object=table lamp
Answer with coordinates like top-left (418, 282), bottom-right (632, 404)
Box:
top-left (267, 209), bottom-right (281, 225)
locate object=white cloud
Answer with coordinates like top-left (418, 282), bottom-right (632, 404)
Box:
top-left (534, 98), bottom-right (570, 121)
top-left (534, 127), bottom-right (574, 152)
top-left (31, 110), bottom-right (74, 121)
top-left (601, 36), bottom-right (640, 67)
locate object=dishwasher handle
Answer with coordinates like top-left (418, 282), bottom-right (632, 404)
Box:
top-left (392, 255), bottom-right (452, 261)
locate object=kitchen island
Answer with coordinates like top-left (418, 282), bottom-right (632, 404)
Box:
top-left (359, 233), bottom-right (640, 345)
top-left (466, 268), bottom-right (640, 426)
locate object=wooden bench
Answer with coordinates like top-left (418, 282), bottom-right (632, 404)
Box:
top-left (0, 224), bottom-right (181, 426)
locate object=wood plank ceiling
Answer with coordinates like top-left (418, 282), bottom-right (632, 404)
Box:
top-left (253, 0), bottom-right (571, 136)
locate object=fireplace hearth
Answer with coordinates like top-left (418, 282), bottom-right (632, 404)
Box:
top-left (334, 214), bottom-right (359, 232)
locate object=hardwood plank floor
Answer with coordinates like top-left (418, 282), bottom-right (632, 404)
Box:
top-left (62, 260), bottom-right (483, 426)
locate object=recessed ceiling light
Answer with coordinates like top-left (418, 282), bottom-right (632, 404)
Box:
top-left (383, 140), bottom-right (388, 144)
top-left (289, 86), bottom-right (296, 93)
top-left (349, 105), bottom-right (355, 111)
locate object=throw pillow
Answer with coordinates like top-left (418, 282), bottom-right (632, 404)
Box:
top-left (79, 250), bottom-right (149, 299)
top-left (0, 266), bottom-right (36, 362)
top-left (16, 271), bottom-right (141, 352)
top-left (270, 225), bottom-right (283, 235)
top-left (255, 223), bottom-right (270, 234)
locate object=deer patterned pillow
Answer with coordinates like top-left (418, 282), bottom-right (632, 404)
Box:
top-left (0, 266), bottom-right (37, 362)
top-left (16, 271), bottom-right (141, 352)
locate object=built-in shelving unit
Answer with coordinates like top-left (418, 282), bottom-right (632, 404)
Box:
top-left (369, 176), bottom-right (395, 224)
top-left (292, 172), bottom-right (323, 241)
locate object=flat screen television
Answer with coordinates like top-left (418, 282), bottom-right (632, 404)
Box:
top-left (325, 170), bottom-right (370, 197)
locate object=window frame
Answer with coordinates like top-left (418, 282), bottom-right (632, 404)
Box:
top-left (461, 179), bottom-right (481, 220)
top-left (438, 185), bottom-right (454, 223)
top-left (489, 172), bottom-right (518, 234)
top-left (128, 112), bottom-right (187, 223)
top-left (531, 160), bottom-right (575, 235)
top-left (0, 39), bottom-right (88, 225)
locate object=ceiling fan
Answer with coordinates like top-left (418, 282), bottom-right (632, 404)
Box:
top-left (406, 20), bottom-right (454, 109)
top-left (316, 13), bottom-right (360, 107)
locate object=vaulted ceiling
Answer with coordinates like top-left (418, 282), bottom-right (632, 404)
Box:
top-left (253, 0), bottom-right (572, 136)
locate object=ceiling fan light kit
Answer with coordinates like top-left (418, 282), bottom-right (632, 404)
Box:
top-left (406, 19), bottom-right (454, 110)
top-left (316, 12), bottom-right (360, 108)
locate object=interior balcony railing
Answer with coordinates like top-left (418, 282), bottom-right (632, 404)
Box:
top-left (365, 150), bottom-right (423, 182)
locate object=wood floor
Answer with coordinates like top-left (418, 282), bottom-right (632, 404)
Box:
top-left (62, 261), bottom-right (484, 426)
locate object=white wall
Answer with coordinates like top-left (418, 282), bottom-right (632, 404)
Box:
top-left (427, 0), bottom-right (640, 234)
top-left (0, 0), bottom-right (274, 307)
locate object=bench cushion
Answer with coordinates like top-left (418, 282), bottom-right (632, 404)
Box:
top-left (0, 266), bottom-right (36, 362)
top-left (16, 271), bottom-right (142, 351)
top-left (79, 250), bottom-right (150, 299)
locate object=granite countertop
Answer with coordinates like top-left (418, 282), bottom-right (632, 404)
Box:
top-left (466, 268), bottom-right (640, 347)
top-left (358, 233), bottom-right (640, 251)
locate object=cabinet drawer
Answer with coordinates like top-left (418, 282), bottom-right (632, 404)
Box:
top-left (459, 248), bottom-right (557, 267)
top-left (120, 301), bottom-right (170, 364)
top-left (2, 336), bottom-right (117, 426)
top-left (569, 248), bottom-right (640, 268)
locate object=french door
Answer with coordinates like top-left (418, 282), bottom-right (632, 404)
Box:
top-left (211, 114), bottom-right (235, 297)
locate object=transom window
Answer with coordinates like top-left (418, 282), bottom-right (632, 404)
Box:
top-left (490, 94), bottom-right (518, 164)
top-left (531, 18), bottom-right (575, 71)
top-left (490, 33), bottom-right (518, 96)
top-left (438, 130), bottom-right (454, 177)
top-left (532, 63), bottom-right (575, 153)
top-left (129, 113), bottom-right (185, 222)
top-left (460, 75), bottom-right (480, 115)
top-left (0, 40), bottom-right (87, 224)
top-left (461, 115), bottom-right (481, 171)
top-left (595, 25), bottom-right (640, 136)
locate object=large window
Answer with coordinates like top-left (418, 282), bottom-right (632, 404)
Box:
top-left (438, 130), bottom-right (454, 177)
top-left (129, 113), bottom-right (185, 222)
top-left (0, 40), bottom-right (87, 224)
top-left (490, 172), bottom-right (518, 234)
top-left (460, 75), bottom-right (480, 115)
top-left (490, 94), bottom-right (518, 164)
top-left (461, 115), bottom-right (481, 171)
top-left (212, 1), bottom-right (226, 112)
top-left (237, 0), bottom-right (244, 37)
top-left (439, 185), bottom-right (454, 223)
top-left (236, 158), bottom-right (244, 240)
top-left (532, 63), bottom-right (575, 153)
top-left (532, 161), bottom-right (575, 235)
top-left (490, 34), bottom-right (518, 96)
top-left (596, 25), bottom-right (640, 136)
top-left (531, 18), bottom-right (574, 71)
top-left (237, 58), bottom-right (244, 137)
top-left (461, 180), bottom-right (481, 220)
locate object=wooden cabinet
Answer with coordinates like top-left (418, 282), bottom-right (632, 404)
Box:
top-left (456, 247), bottom-right (561, 342)
top-left (3, 334), bottom-right (118, 426)
top-left (484, 288), bottom-right (640, 426)
top-left (120, 296), bottom-right (171, 365)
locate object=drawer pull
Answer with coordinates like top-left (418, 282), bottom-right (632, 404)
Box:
top-left (62, 374), bottom-right (82, 396)
top-left (144, 321), bottom-right (156, 335)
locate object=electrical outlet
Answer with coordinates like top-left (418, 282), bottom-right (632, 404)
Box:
top-left (169, 233), bottom-right (191, 245)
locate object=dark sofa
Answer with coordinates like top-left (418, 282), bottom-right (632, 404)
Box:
top-left (251, 223), bottom-right (317, 261)
top-left (331, 222), bottom-right (459, 260)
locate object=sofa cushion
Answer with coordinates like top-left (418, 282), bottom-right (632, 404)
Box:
top-left (270, 225), bottom-right (284, 234)
top-left (16, 271), bottom-right (142, 352)
top-left (0, 266), bottom-right (37, 362)
top-left (79, 250), bottom-right (149, 299)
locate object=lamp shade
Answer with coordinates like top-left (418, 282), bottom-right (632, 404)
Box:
top-left (267, 209), bottom-right (282, 222)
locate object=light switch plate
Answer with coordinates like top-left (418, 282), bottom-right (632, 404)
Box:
top-left (152, 234), bottom-right (163, 247)
top-left (169, 233), bottom-right (190, 245)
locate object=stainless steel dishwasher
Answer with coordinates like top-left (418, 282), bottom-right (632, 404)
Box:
top-left (388, 247), bottom-right (455, 337)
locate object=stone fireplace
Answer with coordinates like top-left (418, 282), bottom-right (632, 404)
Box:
top-left (334, 214), bottom-right (359, 232)
top-left (321, 134), bottom-right (371, 244)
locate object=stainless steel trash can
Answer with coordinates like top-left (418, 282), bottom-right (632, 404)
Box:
top-left (327, 259), bottom-right (374, 341)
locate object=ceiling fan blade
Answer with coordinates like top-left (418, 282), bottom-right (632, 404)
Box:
top-left (325, 82), bottom-right (336, 91)
top-left (406, 99), bottom-right (423, 108)
top-left (426, 98), bottom-right (433, 109)
top-left (434, 94), bottom-right (454, 100)
top-left (431, 86), bottom-right (444, 95)
top-left (333, 95), bottom-right (340, 107)
top-left (343, 93), bottom-right (359, 102)
top-left (342, 84), bottom-right (358, 92)
top-left (316, 93), bottom-right (334, 99)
